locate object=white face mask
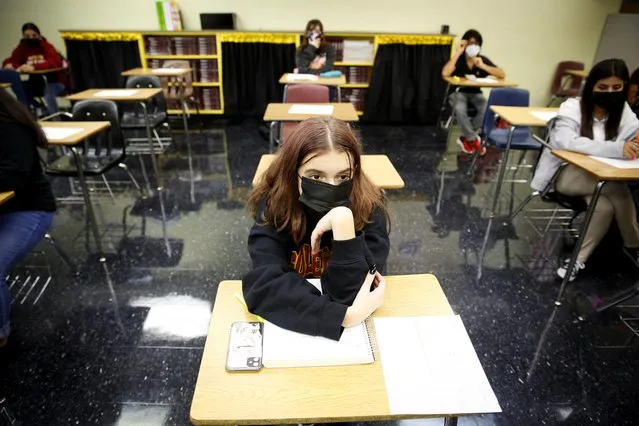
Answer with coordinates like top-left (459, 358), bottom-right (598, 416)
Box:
top-left (465, 44), bottom-right (481, 58)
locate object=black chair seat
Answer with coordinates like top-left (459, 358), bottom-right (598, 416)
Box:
top-left (46, 152), bottom-right (125, 177)
top-left (120, 112), bottom-right (167, 129)
top-left (542, 190), bottom-right (588, 212)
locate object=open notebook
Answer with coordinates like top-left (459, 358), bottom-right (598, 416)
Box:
top-left (262, 279), bottom-right (375, 368)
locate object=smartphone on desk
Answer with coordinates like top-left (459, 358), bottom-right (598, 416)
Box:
top-left (226, 321), bottom-right (263, 372)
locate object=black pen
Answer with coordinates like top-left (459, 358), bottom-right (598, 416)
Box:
top-left (369, 264), bottom-right (377, 291)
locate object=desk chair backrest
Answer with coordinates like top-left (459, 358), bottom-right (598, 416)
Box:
top-left (125, 75), bottom-right (167, 116)
top-left (284, 84), bottom-right (330, 103)
top-left (481, 87), bottom-right (530, 137)
top-left (161, 60), bottom-right (194, 100)
top-left (550, 61), bottom-right (584, 96)
top-left (72, 99), bottom-right (124, 156)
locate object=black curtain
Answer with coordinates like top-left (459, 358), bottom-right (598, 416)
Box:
top-left (222, 42), bottom-right (295, 116)
top-left (65, 40), bottom-right (141, 91)
top-left (363, 43), bottom-right (451, 124)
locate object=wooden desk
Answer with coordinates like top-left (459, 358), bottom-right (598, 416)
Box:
top-left (0, 192), bottom-right (15, 205)
top-left (565, 69), bottom-right (588, 78)
top-left (0, 83), bottom-right (10, 89)
top-left (252, 154), bottom-right (405, 189)
top-left (264, 103), bottom-right (359, 122)
top-left (444, 76), bottom-right (519, 88)
top-left (191, 274), bottom-right (454, 425)
top-left (553, 150), bottom-right (639, 181)
top-left (490, 106), bottom-right (559, 127)
top-left (66, 88), bottom-right (163, 102)
top-left (20, 67), bottom-right (65, 75)
top-left (121, 67), bottom-right (192, 77)
top-left (38, 121), bottom-right (111, 145)
top-left (279, 73), bottom-right (346, 87)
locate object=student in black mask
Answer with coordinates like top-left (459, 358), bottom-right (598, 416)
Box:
top-left (532, 59), bottom-right (639, 282)
top-left (1, 23), bottom-right (64, 113)
top-left (243, 118), bottom-right (390, 340)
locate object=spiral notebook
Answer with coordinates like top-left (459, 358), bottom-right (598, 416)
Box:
top-left (262, 279), bottom-right (375, 368)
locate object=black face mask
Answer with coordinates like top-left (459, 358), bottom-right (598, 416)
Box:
top-left (592, 91), bottom-right (625, 112)
top-left (22, 38), bottom-right (40, 48)
top-left (299, 177), bottom-right (353, 215)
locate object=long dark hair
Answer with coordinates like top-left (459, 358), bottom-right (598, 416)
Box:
top-left (300, 19), bottom-right (324, 49)
top-left (0, 89), bottom-right (48, 148)
top-left (248, 118), bottom-right (387, 243)
top-left (580, 58), bottom-right (630, 140)
top-left (21, 22), bottom-right (41, 35)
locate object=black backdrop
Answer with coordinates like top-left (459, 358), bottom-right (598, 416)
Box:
top-left (363, 43), bottom-right (451, 124)
top-left (222, 42), bottom-right (295, 116)
top-left (65, 40), bottom-right (141, 91)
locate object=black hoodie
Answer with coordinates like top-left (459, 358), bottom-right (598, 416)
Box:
top-left (242, 205), bottom-right (389, 341)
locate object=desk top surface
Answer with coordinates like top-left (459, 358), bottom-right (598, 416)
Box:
top-left (0, 191), bottom-right (15, 205)
top-left (0, 83), bottom-right (10, 89)
top-left (490, 106), bottom-right (559, 127)
top-left (444, 76), bottom-right (518, 88)
top-left (20, 67), bottom-right (65, 75)
top-left (553, 150), bottom-right (639, 181)
top-left (252, 154), bottom-right (405, 189)
top-left (565, 69), bottom-right (588, 78)
top-left (39, 121), bottom-right (111, 145)
top-left (66, 88), bottom-right (163, 101)
top-left (121, 67), bottom-right (192, 77)
top-left (279, 73), bottom-right (347, 86)
top-left (264, 103), bottom-right (359, 121)
top-left (190, 274), bottom-right (454, 425)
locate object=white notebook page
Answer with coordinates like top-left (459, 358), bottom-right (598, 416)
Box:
top-left (286, 73), bottom-right (319, 81)
top-left (93, 89), bottom-right (137, 97)
top-left (590, 155), bottom-right (639, 169)
top-left (288, 104), bottom-right (334, 115)
top-left (530, 111), bottom-right (558, 122)
top-left (41, 127), bottom-right (83, 141)
top-left (374, 315), bottom-right (501, 415)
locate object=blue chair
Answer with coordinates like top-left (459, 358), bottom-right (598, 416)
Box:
top-left (472, 88), bottom-right (545, 281)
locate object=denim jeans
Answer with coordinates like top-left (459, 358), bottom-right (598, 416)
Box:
top-left (0, 69), bottom-right (30, 108)
top-left (449, 91), bottom-right (488, 140)
top-left (0, 211), bottom-right (54, 339)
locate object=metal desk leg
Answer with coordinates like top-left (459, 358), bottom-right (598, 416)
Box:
top-left (436, 82), bottom-right (452, 129)
top-left (269, 121), bottom-right (277, 153)
top-left (477, 125), bottom-right (516, 281)
top-left (337, 86), bottom-right (341, 102)
top-left (70, 147), bottom-right (103, 254)
top-left (180, 80), bottom-right (190, 134)
top-left (554, 180), bottom-right (606, 304)
top-left (444, 416), bottom-right (459, 426)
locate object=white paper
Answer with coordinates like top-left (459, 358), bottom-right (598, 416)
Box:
top-left (374, 315), bottom-right (501, 415)
top-left (530, 111), bottom-right (558, 122)
top-left (41, 127), bottom-right (84, 141)
top-left (590, 155), bottom-right (639, 169)
top-left (288, 104), bottom-right (334, 115)
top-left (286, 73), bottom-right (319, 81)
top-left (151, 68), bottom-right (187, 74)
top-left (474, 77), bottom-right (499, 84)
top-left (93, 89), bottom-right (137, 97)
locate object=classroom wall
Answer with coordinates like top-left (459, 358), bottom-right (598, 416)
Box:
top-left (0, 0), bottom-right (622, 106)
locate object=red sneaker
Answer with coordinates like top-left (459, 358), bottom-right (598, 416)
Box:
top-left (456, 136), bottom-right (474, 154)
top-left (471, 136), bottom-right (486, 156)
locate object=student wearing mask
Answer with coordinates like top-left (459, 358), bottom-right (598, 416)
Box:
top-left (243, 118), bottom-right (389, 341)
top-left (295, 19), bottom-right (336, 75)
top-left (1, 22), bottom-right (64, 114)
top-left (0, 89), bottom-right (56, 347)
top-left (442, 29), bottom-right (506, 155)
top-left (531, 59), bottom-right (639, 281)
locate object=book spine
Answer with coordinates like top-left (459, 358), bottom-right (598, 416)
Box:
top-left (156, 1), bottom-right (166, 31)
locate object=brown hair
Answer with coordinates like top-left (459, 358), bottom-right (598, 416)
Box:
top-left (248, 118), bottom-right (387, 243)
top-left (301, 19), bottom-right (324, 48)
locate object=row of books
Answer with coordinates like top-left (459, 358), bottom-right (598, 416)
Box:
top-left (165, 87), bottom-right (222, 110)
top-left (146, 60), bottom-right (219, 82)
top-left (325, 38), bottom-right (374, 63)
top-left (145, 36), bottom-right (217, 56)
top-left (335, 66), bottom-right (371, 84)
top-left (341, 88), bottom-right (366, 111)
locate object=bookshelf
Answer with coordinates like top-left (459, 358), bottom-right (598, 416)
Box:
top-left (61, 31), bottom-right (453, 117)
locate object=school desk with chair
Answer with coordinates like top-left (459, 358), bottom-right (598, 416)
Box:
top-left (190, 274), bottom-right (501, 426)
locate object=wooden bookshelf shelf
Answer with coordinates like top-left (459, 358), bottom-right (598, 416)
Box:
top-left (335, 61), bottom-right (373, 67)
top-left (146, 54), bottom-right (219, 59)
top-left (342, 83), bottom-right (369, 89)
top-left (193, 82), bottom-right (221, 87)
top-left (168, 109), bottom-right (223, 115)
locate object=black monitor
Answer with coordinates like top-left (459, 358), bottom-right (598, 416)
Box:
top-left (200, 13), bottom-right (235, 30)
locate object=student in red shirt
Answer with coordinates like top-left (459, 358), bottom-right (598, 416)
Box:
top-left (1, 23), bottom-right (64, 114)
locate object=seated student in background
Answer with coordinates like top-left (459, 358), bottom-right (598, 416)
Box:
top-left (441, 29), bottom-right (506, 155)
top-left (295, 19), bottom-right (336, 75)
top-left (629, 67), bottom-right (639, 115)
top-left (243, 118), bottom-right (389, 341)
top-left (531, 59), bottom-right (639, 282)
top-left (1, 23), bottom-right (64, 115)
top-left (0, 89), bottom-right (56, 347)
